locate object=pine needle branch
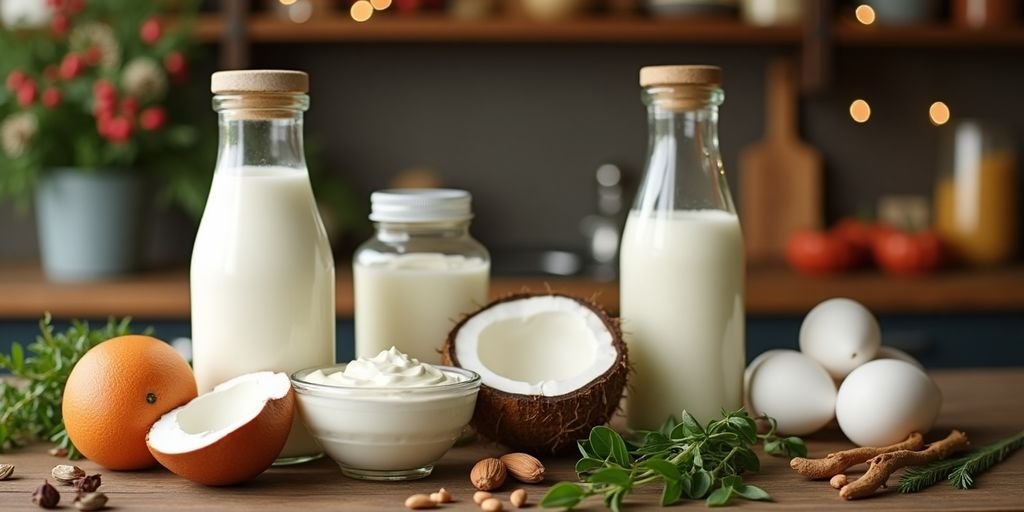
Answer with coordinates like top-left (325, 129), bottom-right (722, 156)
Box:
top-left (898, 430), bottom-right (1024, 493)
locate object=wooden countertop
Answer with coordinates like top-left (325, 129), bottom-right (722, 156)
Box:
top-left (1, 262), bottom-right (1023, 319)
top-left (1, 369), bottom-right (1022, 510)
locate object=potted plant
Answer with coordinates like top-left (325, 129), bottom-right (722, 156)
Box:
top-left (0, 0), bottom-right (202, 281)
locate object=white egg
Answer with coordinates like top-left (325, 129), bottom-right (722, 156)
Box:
top-left (747, 350), bottom-right (837, 436)
top-left (836, 359), bottom-right (942, 447)
top-left (799, 298), bottom-right (881, 380)
top-left (743, 349), bottom-right (789, 406)
top-left (873, 346), bottom-right (923, 369)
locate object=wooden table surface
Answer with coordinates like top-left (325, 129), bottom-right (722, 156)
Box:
top-left (1, 369), bottom-right (1023, 511)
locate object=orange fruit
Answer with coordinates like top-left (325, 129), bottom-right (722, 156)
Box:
top-left (63, 335), bottom-right (197, 470)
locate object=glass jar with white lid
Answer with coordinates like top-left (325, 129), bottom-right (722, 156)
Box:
top-left (353, 189), bottom-right (490, 364)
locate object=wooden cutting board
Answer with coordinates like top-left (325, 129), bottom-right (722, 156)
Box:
top-left (740, 57), bottom-right (824, 263)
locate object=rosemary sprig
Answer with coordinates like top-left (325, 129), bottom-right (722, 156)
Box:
top-left (898, 430), bottom-right (1024, 493)
top-left (541, 410), bottom-right (803, 510)
top-left (0, 314), bottom-right (141, 458)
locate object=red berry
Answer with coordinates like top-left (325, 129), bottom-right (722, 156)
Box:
top-left (120, 97), bottom-right (139, 116)
top-left (59, 54), bottom-right (84, 80)
top-left (17, 82), bottom-right (37, 106)
top-left (42, 88), bottom-right (62, 108)
top-left (50, 13), bottom-right (69, 35)
top-left (6, 70), bottom-right (26, 91)
top-left (105, 116), bottom-right (133, 143)
top-left (43, 66), bottom-right (59, 82)
top-left (163, 51), bottom-right (188, 83)
top-left (66, 0), bottom-right (85, 14)
top-left (83, 46), bottom-right (102, 66)
top-left (139, 107), bottom-right (167, 131)
top-left (140, 17), bottom-right (162, 45)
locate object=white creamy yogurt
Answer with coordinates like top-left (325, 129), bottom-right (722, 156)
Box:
top-left (305, 347), bottom-right (463, 388)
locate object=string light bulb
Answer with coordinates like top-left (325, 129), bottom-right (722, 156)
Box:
top-left (370, 0), bottom-right (392, 9)
top-left (855, 5), bottom-right (876, 25)
top-left (351, 0), bottom-right (374, 22)
top-left (849, 99), bottom-right (871, 123)
top-left (929, 101), bottom-right (950, 126)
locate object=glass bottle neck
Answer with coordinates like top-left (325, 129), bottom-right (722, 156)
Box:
top-left (634, 86), bottom-right (734, 214)
top-left (213, 93), bottom-right (309, 173)
top-left (215, 113), bottom-right (306, 171)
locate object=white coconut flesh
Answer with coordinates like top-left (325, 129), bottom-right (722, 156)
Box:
top-left (454, 295), bottom-right (617, 397)
top-left (147, 371), bottom-right (290, 454)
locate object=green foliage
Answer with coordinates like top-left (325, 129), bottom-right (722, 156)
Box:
top-left (540, 410), bottom-right (802, 510)
top-left (0, 314), bottom-right (143, 458)
top-left (898, 431), bottom-right (1024, 493)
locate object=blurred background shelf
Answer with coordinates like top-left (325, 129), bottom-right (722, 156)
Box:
top-left (195, 14), bottom-right (802, 44)
top-left (835, 21), bottom-right (1024, 47)
top-left (1, 263), bottom-right (1022, 319)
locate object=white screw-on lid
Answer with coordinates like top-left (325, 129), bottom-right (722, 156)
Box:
top-left (369, 189), bottom-right (473, 223)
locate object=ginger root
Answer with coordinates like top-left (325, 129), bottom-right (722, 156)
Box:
top-left (839, 430), bottom-right (969, 500)
top-left (790, 432), bottom-right (925, 479)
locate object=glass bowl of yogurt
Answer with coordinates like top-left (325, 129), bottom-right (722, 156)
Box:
top-left (290, 347), bottom-right (480, 481)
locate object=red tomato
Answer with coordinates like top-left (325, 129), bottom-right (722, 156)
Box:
top-left (872, 230), bottom-right (943, 276)
top-left (786, 230), bottom-right (856, 276)
top-left (831, 218), bottom-right (875, 267)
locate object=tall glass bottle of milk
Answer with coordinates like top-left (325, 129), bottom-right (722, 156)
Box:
top-left (191, 70), bottom-right (335, 464)
top-left (354, 189), bottom-right (489, 364)
top-left (620, 65), bottom-right (745, 430)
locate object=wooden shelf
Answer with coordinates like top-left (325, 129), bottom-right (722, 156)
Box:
top-left (194, 13), bottom-right (802, 44)
top-left (1, 262), bottom-right (1022, 319)
top-left (835, 20), bottom-right (1024, 48)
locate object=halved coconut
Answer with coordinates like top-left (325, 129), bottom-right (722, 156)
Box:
top-left (443, 293), bottom-right (628, 454)
top-left (146, 371), bottom-right (294, 486)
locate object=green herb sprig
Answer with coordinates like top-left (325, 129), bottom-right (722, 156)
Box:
top-left (898, 430), bottom-right (1024, 493)
top-left (0, 314), bottom-right (140, 458)
top-left (541, 410), bottom-right (805, 510)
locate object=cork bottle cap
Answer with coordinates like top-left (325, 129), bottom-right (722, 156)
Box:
top-left (211, 70), bottom-right (309, 94)
top-left (639, 65), bottom-right (722, 87)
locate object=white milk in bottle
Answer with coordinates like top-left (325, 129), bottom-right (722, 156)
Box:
top-left (353, 190), bottom-right (489, 364)
top-left (620, 66), bottom-right (745, 430)
top-left (191, 71), bottom-right (335, 463)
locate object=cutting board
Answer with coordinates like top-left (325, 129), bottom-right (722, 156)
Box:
top-left (740, 58), bottom-right (823, 263)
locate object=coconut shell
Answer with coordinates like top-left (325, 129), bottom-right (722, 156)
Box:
top-left (148, 387), bottom-right (295, 486)
top-left (443, 293), bottom-right (629, 455)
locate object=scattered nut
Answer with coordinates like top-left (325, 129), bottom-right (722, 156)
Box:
top-left (31, 480), bottom-right (60, 509)
top-left (510, 488), bottom-right (528, 508)
top-left (500, 453), bottom-right (545, 483)
top-left (48, 447), bottom-right (68, 458)
top-left (51, 464), bottom-right (85, 485)
top-left (830, 474), bottom-right (849, 490)
top-left (430, 487), bottom-right (453, 503)
top-left (481, 497), bottom-right (503, 512)
top-left (471, 457), bottom-right (507, 491)
top-left (0, 463), bottom-right (14, 480)
top-left (74, 492), bottom-right (109, 511)
top-left (473, 491), bottom-right (493, 504)
top-left (405, 494), bottom-right (436, 510)
top-left (73, 474), bottom-right (102, 493)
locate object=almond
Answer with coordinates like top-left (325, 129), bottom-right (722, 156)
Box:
top-left (470, 457), bottom-right (507, 491)
top-left (500, 453), bottom-right (545, 483)
top-left (473, 491), bottom-right (493, 504)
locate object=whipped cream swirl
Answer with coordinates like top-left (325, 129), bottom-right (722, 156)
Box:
top-left (306, 347), bottom-right (461, 388)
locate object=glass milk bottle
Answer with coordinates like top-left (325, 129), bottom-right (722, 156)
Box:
top-left (620, 66), bottom-right (745, 430)
top-left (354, 189), bottom-right (489, 364)
top-left (191, 70), bottom-right (335, 464)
